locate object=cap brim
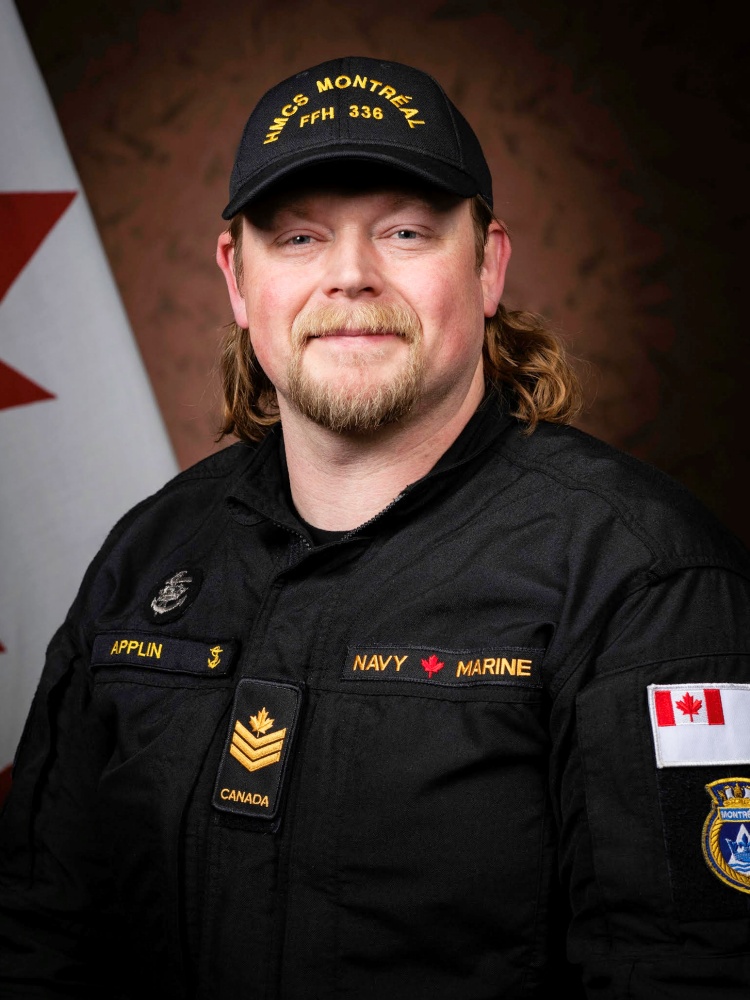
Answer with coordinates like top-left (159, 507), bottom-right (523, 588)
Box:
top-left (221, 144), bottom-right (488, 219)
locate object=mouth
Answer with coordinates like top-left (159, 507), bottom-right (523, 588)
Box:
top-left (309, 329), bottom-right (403, 340)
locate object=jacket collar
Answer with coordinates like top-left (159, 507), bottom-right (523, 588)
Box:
top-left (226, 390), bottom-right (514, 533)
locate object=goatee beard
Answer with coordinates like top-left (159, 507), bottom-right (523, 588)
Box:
top-left (286, 303), bottom-right (424, 434)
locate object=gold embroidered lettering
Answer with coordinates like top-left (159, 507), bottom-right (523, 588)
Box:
top-left (391, 94), bottom-right (411, 107)
top-left (353, 654), bottom-right (367, 670)
top-left (456, 659), bottom-right (473, 676)
top-left (482, 658), bottom-right (496, 674)
top-left (220, 788), bottom-right (269, 807)
top-left (365, 655), bottom-right (380, 670)
top-left (377, 655), bottom-right (393, 670)
top-left (517, 658), bottom-right (532, 676)
top-left (293, 93), bottom-right (308, 106)
top-left (317, 77), bottom-right (334, 92)
top-left (500, 658), bottom-right (516, 675)
top-left (368, 78), bottom-right (382, 92)
top-left (393, 655), bottom-right (408, 671)
top-left (352, 74), bottom-right (368, 89)
top-left (349, 105), bottom-right (383, 120)
top-left (264, 114), bottom-right (291, 144)
top-left (334, 75), bottom-right (351, 89)
top-left (378, 85), bottom-right (396, 99)
top-left (110, 641), bottom-right (119, 655)
top-left (402, 108), bottom-right (425, 127)
top-left (320, 106), bottom-right (334, 120)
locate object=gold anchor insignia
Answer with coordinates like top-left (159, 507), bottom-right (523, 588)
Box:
top-left (230, 706), bottom-right (286, 773)
top-left (207, 645), bottom-right (223, 669)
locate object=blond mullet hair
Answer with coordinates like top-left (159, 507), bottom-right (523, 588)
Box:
top-left (217, 197), bottom-right (582, 443)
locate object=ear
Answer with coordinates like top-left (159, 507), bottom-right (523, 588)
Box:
top-left (216, 227), bottom-right (249, 328)
top-left (480, 220), bottom-right (511, 317)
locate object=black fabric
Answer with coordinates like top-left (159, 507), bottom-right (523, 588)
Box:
top-left (2, 394), bottom-right (750, 998)
top-left (222, 55), bottom-right (494, 217)
top-left (296, 516), bottom-right (348, 546)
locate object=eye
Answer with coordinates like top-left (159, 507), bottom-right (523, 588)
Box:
top-left (394, 229), bottom-right (419, 240)
top-left (286, 234), bottom-right (313, 245)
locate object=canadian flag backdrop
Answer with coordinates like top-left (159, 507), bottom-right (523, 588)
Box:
top-left (0, 0), bottom-right (178, 797)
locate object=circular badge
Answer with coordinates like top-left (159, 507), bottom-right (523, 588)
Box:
top-left (702, 777), bottom-right (750, 894)
top-left (145, 567), bottom-right (204, 624)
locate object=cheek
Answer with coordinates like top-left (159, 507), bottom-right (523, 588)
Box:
top-left (242, 273), bottom-right (304, 383)
top-left (243, 271), bottom-right (294, 342)
top-left (418, 271), bottom-right (485, 356)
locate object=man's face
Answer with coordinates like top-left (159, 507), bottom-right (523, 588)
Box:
top-left (218, 176), bottom-right (508, 435)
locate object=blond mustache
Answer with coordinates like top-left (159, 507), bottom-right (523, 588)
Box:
top-left (291, 303), bottom-right (422, 347)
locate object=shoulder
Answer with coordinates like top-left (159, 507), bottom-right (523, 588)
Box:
top-left (110, 440), bottom-right (257, 538)
top-left (68, 441), bottom-right (261, 620)
top-left (494, 420), bottom-right (750, 574)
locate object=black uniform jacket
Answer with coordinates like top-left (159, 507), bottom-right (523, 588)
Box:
top-left (2, 395), bottom-right (750, 999)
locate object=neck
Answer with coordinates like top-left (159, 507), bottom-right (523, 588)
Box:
top-left (279, 369), bottom-right (485, 531)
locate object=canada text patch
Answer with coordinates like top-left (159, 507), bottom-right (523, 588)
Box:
top-left (343, 646), bottom-right (543, 688)
top-left (213, 678), bottom-right (302, 819)
top-left (92, 631), bottom-right (237, 677)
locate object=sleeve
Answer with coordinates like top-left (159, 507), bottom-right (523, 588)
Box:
top-left (552, 564), bottom-right (750, 998)
top-left (0, 622), bottom-right (118, 998)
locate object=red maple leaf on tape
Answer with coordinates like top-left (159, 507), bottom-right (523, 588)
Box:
top-left (421, 654), bottom-right (444, 678)
top-left (676, 692), bottom-right (702, 721)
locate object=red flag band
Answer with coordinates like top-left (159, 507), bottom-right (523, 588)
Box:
top-left (654, 688), bottom-right (725, 727)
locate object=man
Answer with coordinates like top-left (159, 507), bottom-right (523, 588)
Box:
top-left (1, 56), bottom-right (749, 999)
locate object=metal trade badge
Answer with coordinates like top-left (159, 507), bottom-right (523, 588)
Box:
top-left (213, 679), bottom-right (302, 820)
top-left (701, 777), bottom-right (750, 895)
top-left (145, 567), bottom-right (203, 624)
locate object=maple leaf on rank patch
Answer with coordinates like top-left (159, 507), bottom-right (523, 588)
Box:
top-left (249, 707), bottom-right (274, 735)
top-left (421, 654), bottom-right (444, 678)
top-left (676, 692), bottom-right (703, 721)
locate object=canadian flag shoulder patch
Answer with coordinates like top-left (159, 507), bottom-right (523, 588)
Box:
top-left (648, 684), bottom-right (750, 768)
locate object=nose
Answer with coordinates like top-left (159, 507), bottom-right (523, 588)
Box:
top-left (323, 229), bottom-right (383, 299)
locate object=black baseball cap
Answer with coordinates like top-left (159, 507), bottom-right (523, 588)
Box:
top-left (222, 56), bottom-right (493, 219)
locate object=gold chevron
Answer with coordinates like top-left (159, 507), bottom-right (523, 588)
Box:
top-left (236, 719), bottom-right (286, 748)
top-left (230, 718), bottom-right (286, 773)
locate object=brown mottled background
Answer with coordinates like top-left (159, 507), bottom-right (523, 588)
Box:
top-left (16, 0), bottom-right (750, 542)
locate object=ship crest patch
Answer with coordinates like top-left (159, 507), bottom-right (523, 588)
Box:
top-left (702, 777), bottom-right (750, 895)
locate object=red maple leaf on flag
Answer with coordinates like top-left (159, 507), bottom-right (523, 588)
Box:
top-left (0, 192), bottom-right (74, 413)
top-left (676, 692), bottom-right (702, 721)
top-left (421, 654), bottom-right (444, 678)
top-left (0, 191), bottom-right (76, 656)
top-left (0, 191), bottom-right (76, 302)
